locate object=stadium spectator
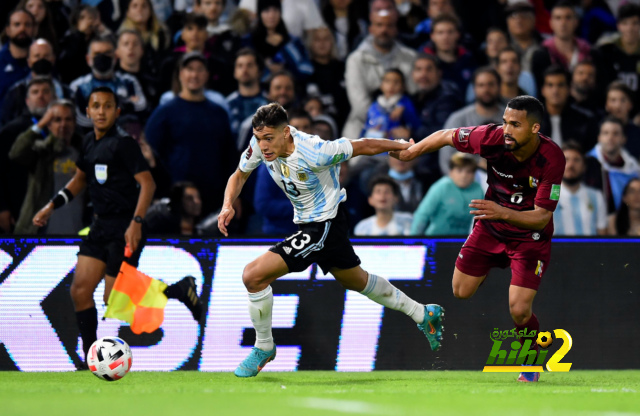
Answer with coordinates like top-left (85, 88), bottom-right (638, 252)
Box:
top-left (412, 152), bottom-right (483, 236)
top-left (338, 160), bottom-right (370, 233)
top-left (539, 66), bottom-right (598, 150)
top-left (0, 9), bottom-right (36, 107)
top-left (115, 30), bottom-right (159, 107)
top-left (312, 115), bottom-right (338, 142)
top-left (194, 0), bottom-right (241, 69)
top-left (570, 61), bottom-right (604, 118)
top-left (585, 117), bottom-right (640, 213)
top-left (321, 0), bottom-right (367, 60)
top-left (354, 176), bottom-right (413, 236)
top-left (44, 0), bottom-right (71, 42)
top-left (118, 0), bottom-right (171, 62)
top-left (607, 177), bottom-right (640, 235)
top-left (304, 96), bottom-right (324, 119)
top-left (243, 0), bottom-right (313, 83)
top-left (306, 27), bottom-right (350, 129)
top-left (145, 52), bottom-right (236, 216)
top-left (373, 155), bottom-right (434, 213)
top-left (598, 3), bottom-right (640, 106)
top-left (159, 13), bottom-right (234, 96)
top-left (288, 109), bottom-right (312, 133)
top-left (411, 54), bottom-right (463, 142)
top-left (422, 14), bottom-right (475, 98)
top-left (505, 2), bottom-right (539, 73)
top-left (57, 5), bottom-right (112, 84)
top-left (413, 0), bottom-right (456, 48)
top-left (146, 182), bottom-right (204, 235)
top-left (362, 68), bottom-right (420, 139)
top-left (18, 0), bottom-right (58, 52)
top-left (226, 48), bottom-right (267, 140)
top-left (8, 99), bottom-right (83, 234)
top-left (554, 141), bottom-right (608, 236)
top-left (605, 81), bottom-right (640, 159)
top-left (69, 36), bottom-right (148, 129)
top-left (439, 67), bottom-right (503, 175)
top-left (481, 27), bottom-right (509, 68)
top-left (531, 1), bottom-right (596, 94)
top-left (1, 38), bottom-right (71, 126)
top-left (149, 0), bottom-right (174, 22)
top-left (238, 0), bottom-right (325, 39)
top-left (0, 77), bottom-right (55, 227)
top-left (495, 47), bottom-right (537, 103)
top-left (343, 7), bottom-right (416, 139)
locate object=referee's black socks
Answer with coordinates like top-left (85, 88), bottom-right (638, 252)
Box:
top-left (76, 306), bottom-right (98, 361)
top-left (164, 276), bottom-right (203, 321)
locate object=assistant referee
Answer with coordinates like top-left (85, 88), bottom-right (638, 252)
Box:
top-left (33, 87), bottom-right (201, 366)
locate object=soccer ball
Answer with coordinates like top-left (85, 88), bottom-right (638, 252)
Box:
top-left (87, 337), bottom-right (133, 381)
top-left (536, 331), bottom-right (553, 349)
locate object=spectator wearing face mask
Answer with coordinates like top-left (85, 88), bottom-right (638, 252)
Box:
top-left (69, 36), bottom-right (148, 129)
top-left (1, 38), bottom-right (72, 126)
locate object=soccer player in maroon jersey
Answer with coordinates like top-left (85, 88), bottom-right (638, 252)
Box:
top-left (391, 96), bottom-right (566, 382)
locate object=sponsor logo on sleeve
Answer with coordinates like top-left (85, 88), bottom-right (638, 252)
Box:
top-left (550, 184), bottom-right (561, 201)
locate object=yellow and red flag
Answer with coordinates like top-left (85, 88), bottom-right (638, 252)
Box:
top-left (105, 249), bottom-right (168, 334)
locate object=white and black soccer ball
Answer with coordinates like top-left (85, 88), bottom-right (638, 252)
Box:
top-left (87, 337), bottom-right (133, 381)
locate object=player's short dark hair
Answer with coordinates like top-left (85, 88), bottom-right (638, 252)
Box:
top-left (607, 80), bottom-right (634, 103)
top-left (552, 0), bottom-right (577, 15)
top-left (472, 66), bottom-right (501, 86)
top-left (368, 175), bottom-right (400, 197)
top-left (542, 65), bottom-right (570, 85)
top-left (506, 95), bottom-right (544, 124)
top-left (617, 3), bottom-right (640, 21)
top-left (497, 46), bottom-right (521, 63)
top-left (431, 13), bottom-right (460, 32)
top-left (561, 140), bottom-right (585, 158)
top-left (414, 53), bottom-right (441, 70)
top-left (449, 152), bottom-right (478, 171)
top-left (182, 13), bottom-right (208, 29)
top-left (27, 76), bottom-right (54, 93)
top-left (252, 102), bottom-right (289, 131)
top-left (89, 86), bottom-right (119, 107)
top-left (600, 115), bottom-right (626, 133)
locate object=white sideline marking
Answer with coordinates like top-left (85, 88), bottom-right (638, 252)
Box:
top-left (292, 398), bottom-right (400, 415)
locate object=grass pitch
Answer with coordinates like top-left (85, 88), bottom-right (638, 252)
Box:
top-left (1, 371), bottom-right (639, 416)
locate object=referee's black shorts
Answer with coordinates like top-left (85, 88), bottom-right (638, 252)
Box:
top-left (78, 216), bottom-right (147, 277)
top-left (270, 204), bottom-right (361, 275)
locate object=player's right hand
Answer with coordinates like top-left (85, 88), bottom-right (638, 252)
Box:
top-left (218, 205), bottom-right (235, 237)
top-left (32, 203), bottom-right (54, 227)
top-left (389, 139), bottom-right (416, 161)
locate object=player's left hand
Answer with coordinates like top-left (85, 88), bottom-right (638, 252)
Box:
top-left (125, 222), bottom-right (142, 253)
top-left (469, 199), bottom-right (505, 220)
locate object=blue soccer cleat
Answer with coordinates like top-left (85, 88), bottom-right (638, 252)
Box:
top-left (417, 304), bottom-right (444, 351)
top-left (234, 345), bottom-right (277, 378)
top-left (517, 371), bottom-right (540, 382)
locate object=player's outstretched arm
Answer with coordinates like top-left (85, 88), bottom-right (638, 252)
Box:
top-left (389, 129), bottom-right (456, 161)
top-left (350, 138), bottom-right (414, 157)
top-left (218, 169), bottom-right (252, 237)
top-left (33, 168), bottom-right (88, 227)
top-left (469, 200), bottom-right (553, 230)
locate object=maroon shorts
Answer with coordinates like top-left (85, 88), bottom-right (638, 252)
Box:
top-left (455, 220), bottom-right (551, 290)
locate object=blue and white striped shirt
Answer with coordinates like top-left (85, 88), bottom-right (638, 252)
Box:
top-left (553, 184), bottom-right (607, 236)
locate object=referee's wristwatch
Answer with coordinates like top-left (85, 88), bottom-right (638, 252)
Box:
top-left (133, 216), bottom-right (144, 224)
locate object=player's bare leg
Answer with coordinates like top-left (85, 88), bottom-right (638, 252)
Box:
top-left (71, 255), bottom-right (106, 362)
top-left (330, 266), bottom-right (444, 351)
top-left (452, 266), bottom-right (486, 299)
top-left (509, 284), bottom-right (540, 382)
top-left (235, 251), bottom-right (289, 377)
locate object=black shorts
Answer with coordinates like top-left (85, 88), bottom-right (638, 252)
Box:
top-left (270, 204), bottom-right (361, 274)
top-left (78, 216), bottom-right (146, 277)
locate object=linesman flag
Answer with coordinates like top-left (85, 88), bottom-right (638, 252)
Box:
top-left (105, 248), bottom-right (168, 334)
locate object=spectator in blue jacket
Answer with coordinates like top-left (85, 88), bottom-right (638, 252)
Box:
top-left (243, 0), bottom-right (313, 83)
top-left (421, 14), bottom-right (475, 96)
top-left (226, 48), bottom-right (267, 140)
top-left (362, 68), bottom-right (420, 139)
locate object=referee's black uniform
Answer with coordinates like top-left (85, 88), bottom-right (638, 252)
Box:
top-left (77, 124), bottom-right (150, 276)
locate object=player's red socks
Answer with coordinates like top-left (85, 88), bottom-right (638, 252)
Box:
top-left (514, 313), bottom-right (539, 350)
top-left (76, 306), bottom-right (98, 360)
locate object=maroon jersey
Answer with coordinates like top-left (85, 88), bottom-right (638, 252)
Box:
top-left (452, 124), bottom-right (566, 241)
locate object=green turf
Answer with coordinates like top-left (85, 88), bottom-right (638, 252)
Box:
top-left (1, 371), bottom-right (639, 416)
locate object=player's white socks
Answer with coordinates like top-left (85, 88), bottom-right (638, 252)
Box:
top-left (248, 286), bottom-right (275, 351)
top-left (360, 273), bottom-right (425, 324)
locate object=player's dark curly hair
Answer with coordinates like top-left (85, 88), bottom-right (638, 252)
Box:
top-left (252, 102), bottom-right (289, 131)
top-left (615, 178), bottom-right (640, 235)
top-left (506, 96), bottom-right (544, 125)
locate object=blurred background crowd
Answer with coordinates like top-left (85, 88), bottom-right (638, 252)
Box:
top-left (0, 0), bottom-right (639, 237)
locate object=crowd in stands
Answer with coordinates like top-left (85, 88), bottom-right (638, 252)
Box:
top-left (1, 0), bottom-right (640, 237)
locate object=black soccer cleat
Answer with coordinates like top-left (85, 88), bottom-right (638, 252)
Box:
top-left (173, 276), bottom-right (203, 321)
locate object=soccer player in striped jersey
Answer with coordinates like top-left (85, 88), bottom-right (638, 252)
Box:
top-left (218, 102), bottom-right (444, 377)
